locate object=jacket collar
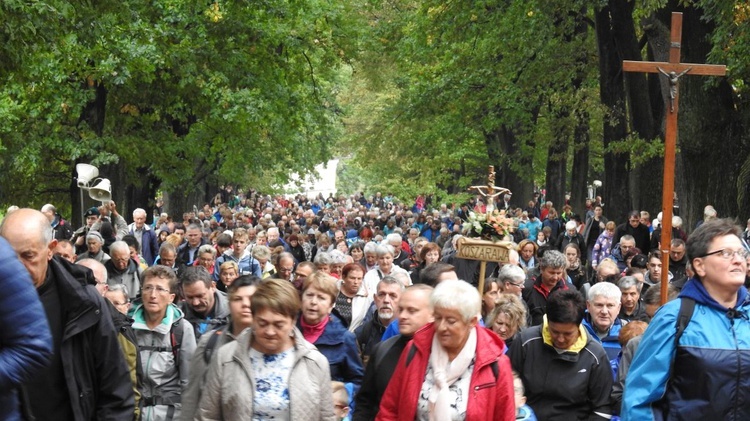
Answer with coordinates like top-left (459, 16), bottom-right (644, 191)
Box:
top-left (681, 277), bottom-right (750, 313)
top-left (541, 314), bottom-right (588, 355)
top-left (410, 322), bottom-right (506, 369)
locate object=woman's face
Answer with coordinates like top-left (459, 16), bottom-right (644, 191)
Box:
top-left (251, 309), bottom-right (295, 354)
top-left (301, 286), bottom-right (334, 325)
top-left (378, 253), bottom-right (394, 273)
top-left (433, 307), bottom-right (477, 356)
top-left (350, 247), bottom-right (364, 262)
top-left (565, 248), bottom-right (578, 265)
top-left (492, 312), bottom-right (517, 340)
top-left (537, 232), bottom-right (545, 242)
top-left (220, 268), bottom-right (238, 287)
top-left (198, 252), bottom-right (215, 270)
top-left (482, 283), bottom-right (500, 313)
top-left (521, 244), bottom-right (534, 261)
top-left (342, 269), bottom-right (364, 296)
top-left (337, 241), bottom-right (349, 253)
top-left (425, 250), bottom-right (440, 265)
top-left (257, 233), bottom-right (267, 244)
top-left (694, 234), bottom-right (748, 294)
top-left (229, 285), bottom-right (257, 329)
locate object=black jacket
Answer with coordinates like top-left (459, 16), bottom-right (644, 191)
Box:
top-left (176, 239), bottom-right (208, 266)
top-left (353, 334), bottom-right (410, 421)
top-left (522, 269), bottom-right (572, 326)
top-left (26, 257), bottom-right (134, 421)
top-left (612, 223), bottom-right (650, 256)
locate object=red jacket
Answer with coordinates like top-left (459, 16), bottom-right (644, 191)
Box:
top-left (376, 323), bottom-right (515, 421)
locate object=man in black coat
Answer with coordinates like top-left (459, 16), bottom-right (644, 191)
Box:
top-left (353, 285), bottom-right (434, 421)
top-left (0, 209), bottom-right (134, 421)
top-left (612, 210), bottom-right (651, 255)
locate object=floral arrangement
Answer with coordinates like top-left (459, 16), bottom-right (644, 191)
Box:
top-left (462, 209), bottom-right (515, 242)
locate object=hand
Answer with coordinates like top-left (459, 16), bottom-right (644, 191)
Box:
top-left (108, 201), bottom-right (119, 216)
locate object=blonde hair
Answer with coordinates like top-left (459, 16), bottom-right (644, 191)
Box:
top-left (303, 271), bottom-right (339, 303)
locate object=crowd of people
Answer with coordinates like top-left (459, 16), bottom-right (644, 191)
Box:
top-left (1, 186), bottom-right (750, 421)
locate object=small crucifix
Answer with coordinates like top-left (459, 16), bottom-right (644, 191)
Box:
top-left (623, 12), bottom-right (726, 304)
top-left (468, 165), bottom-right (512, 213)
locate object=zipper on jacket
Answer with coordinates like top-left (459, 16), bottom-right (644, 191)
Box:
top-left (474, 382), bottom-right (495, 391)
top-left (731, 322), bottom-right (741, 420)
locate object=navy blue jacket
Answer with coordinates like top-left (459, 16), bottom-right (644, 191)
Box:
top-left (130, 226), bottom-right (158, 266)
top-left (623, 278), bottom-right (750, 420)
top-left (0, 237), bottom-right (53, 421)
top-left (298, 315), bottom-right (364, 387)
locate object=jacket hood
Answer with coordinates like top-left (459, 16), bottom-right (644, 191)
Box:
top-left (131, 303), bottom-right (185, 334)
top-left (680, 277), bottom-right (750, 313)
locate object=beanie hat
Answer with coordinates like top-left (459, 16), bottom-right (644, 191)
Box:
top-left (86, 231), bottom-right (104, 244)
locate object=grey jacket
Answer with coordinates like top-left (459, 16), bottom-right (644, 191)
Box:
top-left (196, 327), bottom-right (336, 421)
top-left (180, 324), bottom-right (241, 421)
top-left (132, 303), bottom-right (197, 421)
top-left (106, 258), bottom-right (143, 300)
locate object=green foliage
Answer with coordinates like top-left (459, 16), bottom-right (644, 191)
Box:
top-left (0, 0), bottom-right (357, 208)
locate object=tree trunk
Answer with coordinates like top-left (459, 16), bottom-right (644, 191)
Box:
top-left (545, 122), bottom-right (568, 213)
top-left (595, 5), bottom-right (631, 223)
top-left (485, 125), bottom-right (534, 207)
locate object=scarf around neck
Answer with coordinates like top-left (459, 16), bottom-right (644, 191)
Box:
top-left (428, 326), bottom-right (477, 421)
top-left (300, 316), bottom-right (329, 343)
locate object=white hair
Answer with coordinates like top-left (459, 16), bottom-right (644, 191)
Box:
top-left (133, 208), bottom-right (147, 217)
top-left (386, 233), bottom-right (402, 245)
top-left (375, 244), bottom-right (395, 257)
top-left (588, 281), bottom-right (622, 303)
top-left (109, 240), bottom-right (130, 256)
top-left (431, 280), bottom-right (481, 323)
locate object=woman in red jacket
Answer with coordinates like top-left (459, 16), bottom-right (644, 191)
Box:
top-left (377, 280), bottom-right (515, 421)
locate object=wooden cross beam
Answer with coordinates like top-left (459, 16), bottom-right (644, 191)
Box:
top-left (622, 12), bottom-right (726, 304)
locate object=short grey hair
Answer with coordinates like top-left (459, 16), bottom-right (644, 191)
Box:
top-left (539, 250), bottom-right (567, 270)
top-left (377, 275), bottom-right (405, 292)
top-left (329, 250), bottom-right (347, 264)
top-left (252, 245), bottom-right (271, 260)
top-left (617, 276), bottom-right (639, 291)
top-left (375, 244), bottom-right (395, 257)
top-left (620, 235), bottom-right (635, 244)
top-left (198, 244), bottom-right (216, 257)
top-left (108, 283), bottom-right (130, 302)
top-left (386, 233), bottom-right (402, 245)
top-left (498, 264), bottom-right (526, 285)
top-left (314, 251), bottom-right (333, 265)
top-left (431, 280), bottom-right (481, 323)
top-left (109, 241), bottom-right (130, 256)
top-left (363, 242), bottom-right (378, 255)
top-left (133, 208), bottom-right (147, 218)
top-left (588, 281), bottom-right (622, 303)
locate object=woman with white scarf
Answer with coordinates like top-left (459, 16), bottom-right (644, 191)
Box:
top-left (377, 280), bottom-right (515, 421)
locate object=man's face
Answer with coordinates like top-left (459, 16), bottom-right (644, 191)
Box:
top-left (54, 242), bottom-right (77, 264)
top-left (647, 257), bottom-right (662, 279)
top-left (620, 286), bottom-right (639, 313)
top-left (3, 214), bottom-right (56, 288)
top-left (670, 244), bottom-right (686, 262)
top-left (375, 283), bottom-right (401, 321)
top-left (397, 289), bottom-right (433, 336)
top-left (111, 249), bottom-right (130, 271)
top-left (294, 265), bottom-right (313, 284)
top-left (620, 240), bottom-right (635, 255)
top-left (247, 230), bottom-right (256, 242)
top-left (186, 228), bottom-right (202, 247)
top-left (277, 257), bottom-right (294, 281)
top-left (587, 295), bottom-right (621, 332)
top-left (87, 238), bottom-right (102, 255)
top-left (174, 229), bottom-right (185, 242)
top-left (86, 215), bottom-right (98, 227)
top-left (182, 281), bottom-right (216, 316)
top-left (408, 230), bottom-right (418, 241)
top-left (160, 250), bottom-right (176, 267)
top-left (629, 215), bottom-right (640, 228)
top-left (267, 230), bottom-right (279, 243)
top-left (134, 213), bottom-right (146, 229)
top-left (547, 321), bottom-right (580, 350)
top-left (334, 230), bottom-right (344, 243)
top-left (233, 237), bottom-right (248, 255)
top-left (389, 241), bottom-right (401, 255)
top-left (365, 252), bottom-right (377, 268)
top-left (541, 267), bottom-right (564, 287)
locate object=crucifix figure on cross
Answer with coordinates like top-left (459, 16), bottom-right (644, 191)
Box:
top-left (622, 11), bottom-right (726, 304)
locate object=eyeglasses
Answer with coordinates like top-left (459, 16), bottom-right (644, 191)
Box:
top-left (506, 280), bottom-right (524, 288)
top-left (142, 285), bottom-right (171, 295)
top-left (701, 249), bottom-right (749, 260)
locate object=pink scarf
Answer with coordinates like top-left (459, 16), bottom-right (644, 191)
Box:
top-left (300, 316), bottom-right (329, 343)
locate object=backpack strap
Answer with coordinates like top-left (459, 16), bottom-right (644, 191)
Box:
top-left (405, 343), bottom-right (418, 367)
top-left (203, 329), bottom-right (224, 364)
top-left (170, 321), bottom-right (184, 368)
top-left (674, 297), bottom-right (695, 347)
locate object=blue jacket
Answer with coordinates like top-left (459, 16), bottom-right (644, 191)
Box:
top-left (622, 278), bottom-right (750, 420)
top-left (129, 225), bottom-right (158, 266)
top-left (299, 315), bottom-right (364, 388)
top-left (582, 312), bottom-right (623, 375)
top-left (0, 237), bottom-right (53, 420)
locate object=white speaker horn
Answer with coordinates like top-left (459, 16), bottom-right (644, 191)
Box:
top-left (76, 164), bottom-right (99, 188)
top-left (89, 179), bottom-right (112, 202)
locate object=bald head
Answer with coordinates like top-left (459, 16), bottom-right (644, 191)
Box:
top-left (0, 209), bottom-right (56, 287)
top-left (77, 258), bottom-right (108, 295)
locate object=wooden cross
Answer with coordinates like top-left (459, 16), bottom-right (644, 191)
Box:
top-left (623, 12), bottom-right (726, 304)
